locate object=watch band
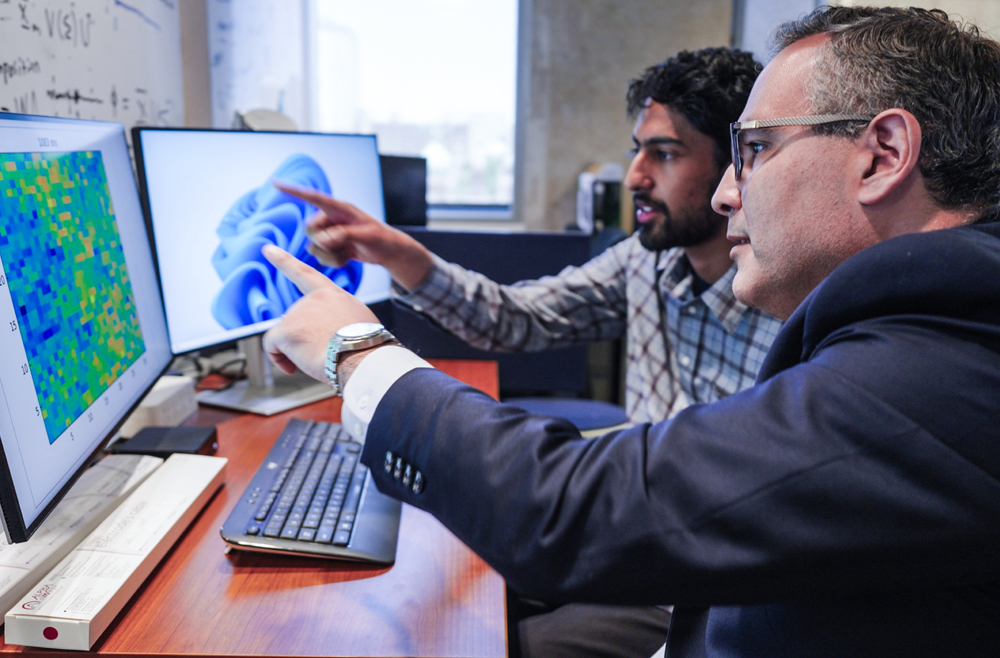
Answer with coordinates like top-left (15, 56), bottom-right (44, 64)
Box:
top-left (325, 323), bottom-right (397, 395)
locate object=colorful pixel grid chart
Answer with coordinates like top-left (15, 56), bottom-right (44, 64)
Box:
top-left (0, 151), bottom-right (145, 444)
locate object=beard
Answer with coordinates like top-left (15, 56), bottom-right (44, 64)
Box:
top-left (635, 192), bottom-right (725, 251)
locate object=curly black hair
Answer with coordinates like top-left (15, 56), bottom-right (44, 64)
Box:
top-left (626, 47), bottom-right (761, 163)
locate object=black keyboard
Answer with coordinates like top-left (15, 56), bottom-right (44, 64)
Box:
top-left (220, 418), bottom-right (401, 564)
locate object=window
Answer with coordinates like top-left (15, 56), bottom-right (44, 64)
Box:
top-left (310, 0), bottom-right (518, 213)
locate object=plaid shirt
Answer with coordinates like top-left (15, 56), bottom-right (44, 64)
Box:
top-left (397, 233), bottom-right (783, 424)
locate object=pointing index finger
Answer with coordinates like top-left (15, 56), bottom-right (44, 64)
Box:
top-left (262, 244), bottom-right (337, 294)
top-left (272, 180), bottom-right (356, 224)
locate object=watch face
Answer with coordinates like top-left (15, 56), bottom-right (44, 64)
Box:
top-left (336, 322), bottom-right (385, 340)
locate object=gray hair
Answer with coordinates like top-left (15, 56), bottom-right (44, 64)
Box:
top-left (771, 6), bottom-right (1000, 216)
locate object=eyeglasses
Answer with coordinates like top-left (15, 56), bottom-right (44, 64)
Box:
top-left (729, 114), bottom-right (874, 180)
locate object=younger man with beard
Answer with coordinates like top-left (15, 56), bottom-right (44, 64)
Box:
top-left (275, 47), bottom-right (781, 658)
top-left (278, 47), bottom-right (782, 426)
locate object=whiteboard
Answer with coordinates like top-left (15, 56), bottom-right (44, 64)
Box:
top-left (0, 0), bottom-right (184, 129)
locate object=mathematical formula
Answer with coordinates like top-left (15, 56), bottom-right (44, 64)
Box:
top-left (0, 0), bottom-right (183, 128)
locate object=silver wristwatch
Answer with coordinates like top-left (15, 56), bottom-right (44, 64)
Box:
top-left (325, 322), bottom-right (397, 395)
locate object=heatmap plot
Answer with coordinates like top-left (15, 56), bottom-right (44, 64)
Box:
top-left (0, 151), bottom-right (145, 444)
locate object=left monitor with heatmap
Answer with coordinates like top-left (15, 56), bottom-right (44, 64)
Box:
top-left (0, 112), bottom-right (172, 542)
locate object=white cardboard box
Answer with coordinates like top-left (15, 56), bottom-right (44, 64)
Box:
top-left (0, 454), bottom-right (162, 617)
top-left (117, 375), bottom-right (197, 438)
top-left (5, 453), bottom-right (226, 650)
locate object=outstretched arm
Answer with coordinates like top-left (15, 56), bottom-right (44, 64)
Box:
top-left (358, 327), bottom-right (1000, 606)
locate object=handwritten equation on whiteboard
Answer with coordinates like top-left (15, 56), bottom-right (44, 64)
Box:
top-left (0, 0), bottom-right (184, 129)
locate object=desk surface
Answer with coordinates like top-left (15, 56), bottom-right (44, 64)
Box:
top-left (0, 360), bottom-right (506, 657)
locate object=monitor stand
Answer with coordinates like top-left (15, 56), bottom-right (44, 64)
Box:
top-left (195, 336), bottom-right (335, 416)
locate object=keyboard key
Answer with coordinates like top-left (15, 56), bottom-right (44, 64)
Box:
top-left (333, 529), bottom-right (352, 546)
top-left (298, 527), bottom-right (316, 542)
top-left (342, 474), bottom-right (365, 515)
top-left (316, 524), bottom-right (336, 544)
top-left (263, 524), bottom-right (282, 538)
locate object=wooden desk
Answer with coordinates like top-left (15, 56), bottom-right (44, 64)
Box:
top-left (1, 360), bottom-right (506, 657)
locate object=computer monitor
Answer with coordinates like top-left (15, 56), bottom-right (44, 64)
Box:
top-left (380, 155), bottom-right (427, 227)
top-left (0, 112), bottom-right (173, 543)
top-left (131, 128), bottom-right (393, 415)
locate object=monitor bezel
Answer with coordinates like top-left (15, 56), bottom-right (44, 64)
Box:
top-left (0, 111), bottom-right (173, 542)
top-left (131, 126), bottom-right (390, 357)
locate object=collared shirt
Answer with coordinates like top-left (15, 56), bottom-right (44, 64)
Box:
top-left (394, 233), bottom-right (783, 424)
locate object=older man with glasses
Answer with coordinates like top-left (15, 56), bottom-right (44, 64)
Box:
top-left (262, 5), bottom-right (1000, 657)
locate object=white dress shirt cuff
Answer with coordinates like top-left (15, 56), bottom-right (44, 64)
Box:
top-left (340, 345), bottom-right (434, 443)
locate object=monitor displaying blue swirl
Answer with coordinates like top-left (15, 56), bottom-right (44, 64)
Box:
top-left (132, 129), bottom-right (393, 354)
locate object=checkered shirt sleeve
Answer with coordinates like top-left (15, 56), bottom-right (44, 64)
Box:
top-left (395, 238), bottom-right (634, 352)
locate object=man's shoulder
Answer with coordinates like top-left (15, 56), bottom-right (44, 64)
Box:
top-left (759, 222), bottom-right (1000, 379)
top-left (610, 235), bottom-right (681, 271)
top-left (826, 222), bottom-right (1000, 296)
top-left (800, 222), bottom-right (1000, 347)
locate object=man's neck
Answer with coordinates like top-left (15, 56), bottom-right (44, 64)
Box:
top-left (683, 227), bottom-right (734, 285)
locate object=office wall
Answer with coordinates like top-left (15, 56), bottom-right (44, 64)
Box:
top-left (180, 0), bottom-right (212, 128)
top-left (734, 0), bottom-right (817, 64)
top-left (515, 0), bottom-right (733, 231)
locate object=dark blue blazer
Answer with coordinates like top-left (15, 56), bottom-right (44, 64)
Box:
top-left (361, 222), bottom-right (1000, 657)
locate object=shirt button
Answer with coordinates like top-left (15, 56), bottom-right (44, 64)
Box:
top-left (359, 393), bottom-right (370, 409)
top-left (394, 457), bottom-right (404, 480)
top-left (384, 451), bottom-right (394, 473)
top-left (679, 355), bottom-right (692, 367)
top-left (412, 471), bottom-right (424, 494)
top-left (413, 304), bottom-right (423, 312)
top-left (686, 305), bottom-right (699, 315)
top-left (354, 422), bottom-right (363, 436)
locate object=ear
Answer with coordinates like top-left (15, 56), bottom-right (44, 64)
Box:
top-left (856, 109), bottom-right (922, 206)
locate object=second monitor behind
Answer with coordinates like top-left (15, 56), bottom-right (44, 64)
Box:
top-left (380, 155), bottom-right (427, 227)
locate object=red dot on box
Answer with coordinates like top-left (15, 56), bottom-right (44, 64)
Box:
top-left (43, 627), bottom-right (58, 640)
